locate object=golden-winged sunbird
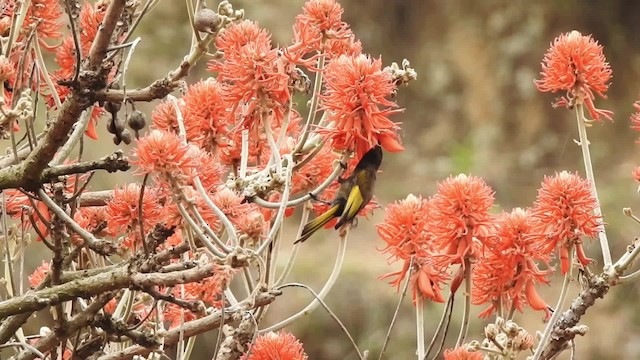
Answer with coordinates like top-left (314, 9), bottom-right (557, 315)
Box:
top-left (294, 144), bottom-right (383, 244)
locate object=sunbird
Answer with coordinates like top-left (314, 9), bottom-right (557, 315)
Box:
top-left (294, 144), bottom-right (383, 244)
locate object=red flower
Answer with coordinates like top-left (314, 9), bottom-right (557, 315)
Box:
top-left (186, 146), bottom-right (226, 192)
top-left (164, 264), bottom-right (233, 329)
top-left (530, 171), bottom-right (601, 274)
top-left (73, 206), bottom-right (110, 244)
top-left (213, 20), bottom-right (271, 59)
top-left (289, 0), bottom-right (360, 60)
top-left (0, 56), bottom-right (15, 83)
top-left (4, 189), bottom-right (51, 241)
top-left (181, 79), bottom-right (230, 150)
top-left (535, 31), bottom-right (613, 122)
top-left (472, 208), bottom-right (551, 320)
top-left (380, 255), bottom-right (449, 304)
top-left (319, 54), bottom-right (404, 159)
top-left (633, 166), bottom-right (640, 182)
top-left (106, 184), bottom-right (164, 250)
top-left (241, 331), bottom-right (308, 360)
top-left (211, 188), bottom-right (252, 225)
top-left (209, 21), bottom-right (292, 132)
top-left (443, 348), bottom-right (484, 360)
top-left (630, 100), bottom-right (640, 143)
top-left (3, 0), bottom-right (64, 46)
top-left (133, 129), bottom-right (196, 181)
top-left (377, 194), bottom-right (432, 261)
top-left (28, 261), bottom-right (51, 288)
top-left (50, 2), bottom-right (107, 138)
top-left (428, 174), bottom-right (495, 262)
top-left (151, 99), bottom-right (180, 133)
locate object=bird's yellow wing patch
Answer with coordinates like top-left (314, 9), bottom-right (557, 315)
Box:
top-left (344, 184), bottom-right (364, 220)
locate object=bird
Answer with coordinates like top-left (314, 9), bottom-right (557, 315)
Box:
top-left (294, 144), bottom-right (383, 244)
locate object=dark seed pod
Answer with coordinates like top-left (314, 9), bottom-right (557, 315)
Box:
top-left (127, 110), bottom-right (147, 131)
top-left (120, 129), bottom-right (132, 145)
top-left (113, 135), bottom-right (122, 145)
top-left (194, 8), bottom-right (219, 33)
top-left (107, 118), bottom-right (117, 134)
top-left (105, 101), bottom-right (121, 114)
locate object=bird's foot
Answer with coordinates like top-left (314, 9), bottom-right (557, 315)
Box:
top-left (308, 192), bottom-right (331, 205)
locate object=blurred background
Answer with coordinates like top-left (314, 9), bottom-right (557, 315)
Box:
top-left (9, 0), bottom-right (640, 359)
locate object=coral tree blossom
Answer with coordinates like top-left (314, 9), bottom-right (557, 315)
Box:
top-left (530, 171), bottom-right (601, 274)
top-left (629, 100), bottom-right (640, 143)
top-left (106, 184), bottom-right (164, 250)
top-left (428, 174), bottom-right (495, 263)
top-left (241, 331), bottom-right (308, 360)
top-left (377, 194), bottom-right (447, 303)
top-left (134, 130), bottom-right (195, 181)
top-left (535, 30), bottom-right (613, 121)
top-left (290, 0), bottom-right (362, 59)
top-left (320, 54), bottom-right (404, 159)
top-left (472, 208), bottom-right (551, 320)
top-left (443, 347), bottom-right (484, 360)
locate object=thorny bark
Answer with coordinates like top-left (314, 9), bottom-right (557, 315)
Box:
top-left (539, 274), bottom-right (610, 360)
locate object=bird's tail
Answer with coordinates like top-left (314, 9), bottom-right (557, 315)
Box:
top-left (294, 205), bottom-right (340, 244)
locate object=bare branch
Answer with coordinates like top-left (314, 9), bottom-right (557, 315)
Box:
top-left (96, 290), bottom-right (281, 360)
top-left (41, 150), bottom-right (131, 182)
top-left (0, 262), bottom-right (226, 319)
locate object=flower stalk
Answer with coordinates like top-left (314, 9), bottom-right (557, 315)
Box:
top-left (575, 103), bottom-right (611, 268)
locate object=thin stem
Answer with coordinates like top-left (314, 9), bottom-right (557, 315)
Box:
top-left (620, 268), bottom-right (640, 282)
top-left (274, 206), bottom-right (310, 286)
top-left (416, 296), bottom-right (425, 360)
top-left (259, 229), bottom-right (349, 333)
top-left (36, 189), bottom-right (105, 248)
top-left (252, 151), bottom-right (349, 209)
top-left (277, 101), bottom-right (293, 146)
top-left (0, 342), bottom-right (45, 358)
top-left (531, 251), bottom-right (574, 360)
top-left (176, 202), bottom-right (226, 258)
top-left (425, 292), bottom-right (454, 360)
top-left (263, 111), bottom-right (283, 175)
top-left (5, 0), bottom-right (31, 57)
top-left (169, 94), bottom-right (238, 247)
top-left (293, 55), bottom-right (325, 156)
top-left (239, 129), bottom-right (249, 178)
top-left (455, 259), bottom-right (472, 347)
top-left (51, 110), bottom-right (91, 165)
top-left (575, 104), bottom-right (611, 268)
top-left (257, 155), bottom-right (293, 254)
top-left (277, 283), bottom-right (365, 360)
top-left (119, 37), bottom-right (142, 111)
top-left (193, 176), bottom-right (238, 247)
top-left (138, 174), bottom-right (150, 257)
top-left (378, 256), bottom-right (414, 360)
top-left (34, 36), bottom-right (62, 109)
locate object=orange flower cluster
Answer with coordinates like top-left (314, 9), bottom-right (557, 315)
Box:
top-left (443, 347), bottom-right (484, 360)
top-left (535, 30), bottom-right (613, 121)
top-left (51, 2), bottom-right (109, 139)
top-left (472, 208), bottom-right (551, 320)
top-left (163, 263), bottom-right (233, 329)
top-left (378, 176), bottom-right (495, 304)
top-left (241, 331), bottom-right (308, 360)
top-left (530, 171), bottom-right (601, 274)
top-left (290, 0), bottom-right (361, 61)
top-left (377, 171), bottom-right (598, 320)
